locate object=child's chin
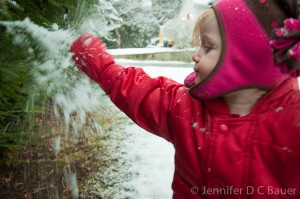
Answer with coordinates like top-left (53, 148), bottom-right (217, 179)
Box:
top-left (194, 76), bottom-right (201, 85)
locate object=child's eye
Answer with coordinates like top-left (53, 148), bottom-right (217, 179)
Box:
top-left (199, 44), bottom-right (216, 53)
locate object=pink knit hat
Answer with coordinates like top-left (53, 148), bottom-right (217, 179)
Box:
top-left (184, 0), bottom-right (300, 99)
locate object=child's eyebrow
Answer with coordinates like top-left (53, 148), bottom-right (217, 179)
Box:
top-left (200, 34), bottom-right (214, 44)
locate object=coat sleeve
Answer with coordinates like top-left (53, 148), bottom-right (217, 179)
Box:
top-left (70, 34), bottom-right (184, 142)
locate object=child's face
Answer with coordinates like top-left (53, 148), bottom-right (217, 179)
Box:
top-left (192, 11), bottom-right (222, 85)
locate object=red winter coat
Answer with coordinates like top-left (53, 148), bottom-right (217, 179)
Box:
top-left (70, 34), bottom-right (300, 199)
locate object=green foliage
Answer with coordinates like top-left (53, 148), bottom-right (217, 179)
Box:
top-left (0, 130), bottom-right (28, 166)
top-left (0, 25), bottom-right (34, 165)
top-left (1, 0), bottom-right (69, 27)
top-left (0, 0), bottom-right (87, 166)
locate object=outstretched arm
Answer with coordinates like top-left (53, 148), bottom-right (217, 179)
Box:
top-left (70, 34), bottom-right (185, 142)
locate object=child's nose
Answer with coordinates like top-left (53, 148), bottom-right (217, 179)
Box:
top-left (192, 51), bottom-right (200, 63)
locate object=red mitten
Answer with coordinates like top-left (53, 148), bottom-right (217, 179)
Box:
top-left (70, 34), bottom-right (115, 81)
